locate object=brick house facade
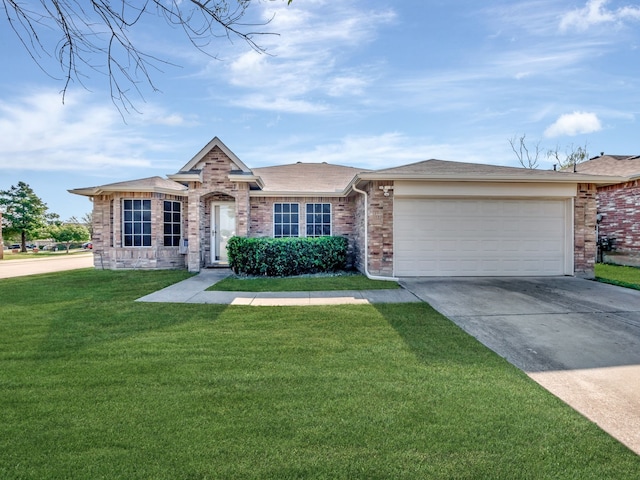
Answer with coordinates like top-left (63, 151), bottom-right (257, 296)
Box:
top-left (571, 154), bottom-right (640, 265)
top-left (70, 136), bottom-right (614, 278)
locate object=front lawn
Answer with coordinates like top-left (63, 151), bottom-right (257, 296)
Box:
top-left (1, 270), bottom-right (638, 479)
top-left (595, 263), bottom-right (640, 290)
top-left (208, 272), bottom-right (400, 292)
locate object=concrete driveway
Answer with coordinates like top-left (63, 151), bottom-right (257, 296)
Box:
top-left (401, 276), bottom-right (640, 455)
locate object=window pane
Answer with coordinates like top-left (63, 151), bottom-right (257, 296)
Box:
top-left (143, 200), bottom-right (151, 210)
top-left (307, 225), bottom-right (313, 236)
top-left (173, 213), bottom-right (180, 223)
top-left (124, 223), bottom-right (132, 235)
top-left (292, 225), bottom-right (299, 236)
top-left (275, 225), bottom-right (282, 236)
top-left (173, 224), bottom-right (181, 234)
top-left (323, 204), bottom-right (330, 214)
top-left (134, 224), bottom-right (141, 234)
top-left (134, 211), bottom-right (142, 222)
top-left (164, 224), bottom-right (172, 235)
top-left (133, 200), bottom-right (142, 210)
top-left (174, 202), bottom-right (180, 213)
top-left (124, 211), bottom-right (132, 222)
top-left (274, 204), bottom-right (282, 213)
top-left (143, 236), bottom-right (151, 246)
top-left (164, 212), bottom-right (171, 223)
top-left (282, 225), bottom-right (290, 236)
top-left (143, 223), bottom-right (151, 235)
top-left (323, 225), bottom-right (331, 235)
top-left (282, 204), bottom-right (290, 214)
top-left (124, 200), bottom-right (132, 209)
top-left (124, 235), bottom-right (132, 246)
top-left (164, 201), bottom-right (171, 211)
top-left (134, 236), bottom-right (142, 246)
top-left (291, 204), bottom-right (299, 213)
top-left (306, 204), bottom-right (313, 214)
top-left (143, 210), bottom-right (151, 222)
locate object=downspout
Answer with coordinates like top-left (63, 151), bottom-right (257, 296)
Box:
top-left (352, 184), bottom-right (399, 282)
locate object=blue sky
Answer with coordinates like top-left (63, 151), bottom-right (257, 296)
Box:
top-left (1, 0), bottom-right (639, 220)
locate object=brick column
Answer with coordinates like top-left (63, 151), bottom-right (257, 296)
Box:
top-left (574, 183), bottom-right (597, 278)
top-left (187, 187), bottom-right (201, 272)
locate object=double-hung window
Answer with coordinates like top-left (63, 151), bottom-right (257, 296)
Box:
top-left (163, 201), bottom-right (182, 246)
top-left (123, 199), bottom-right (152, 246)
top-left (273, 203), bottom-right (299, 237)
top-left (306, 203), bottom-right (331, 237)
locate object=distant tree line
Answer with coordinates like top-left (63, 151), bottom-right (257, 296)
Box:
top-left (0, 182), bottom-right (91, 253)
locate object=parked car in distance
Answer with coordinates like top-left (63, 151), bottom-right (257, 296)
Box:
top-left (9, 244), bottom-right (21, 250)
top-left (82, 242), bottom-right (93, 249)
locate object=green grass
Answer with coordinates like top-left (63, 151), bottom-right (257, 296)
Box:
top-left (1, 269), bottom-right (639, 479)
top-left (595, 263), bottom-right (640, 290)
top-left (208, 272), bottom-right (400, 292)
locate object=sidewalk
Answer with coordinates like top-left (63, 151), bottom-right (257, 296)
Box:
top-left (136, 269), bottom-right (422, 306)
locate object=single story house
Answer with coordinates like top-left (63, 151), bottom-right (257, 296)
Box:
top-left (571, 154), bottom-right (640, 263)
top-left (70, 136), bottom-right (621, 278)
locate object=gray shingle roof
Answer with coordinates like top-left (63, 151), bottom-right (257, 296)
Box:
top-left (69, 176), bottom-right (187, 196)
top-left (571, 155), bottom-right (640, 178)
top-left (253, 163), bottom-right (368, 193)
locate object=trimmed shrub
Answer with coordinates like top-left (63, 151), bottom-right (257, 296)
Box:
top-left (227, 236), bottom-right (348, 276)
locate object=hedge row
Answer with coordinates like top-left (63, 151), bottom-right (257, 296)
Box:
top-left (227, 236), bottom-right (348, 276)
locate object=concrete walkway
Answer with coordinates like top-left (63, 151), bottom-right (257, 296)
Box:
top-left (136, 269), bottom-right (421, 306)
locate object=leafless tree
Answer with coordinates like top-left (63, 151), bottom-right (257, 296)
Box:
top-left (2, 0), bottom-right (291, 113)
top-left (509, 134), bottom-right (542, 169)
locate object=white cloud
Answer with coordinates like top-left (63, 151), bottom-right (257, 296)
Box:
top-left (544, 111), bottom-right (602, 137)
top-left (218, 2), bottom-right (396, 112)
top-left (0, 89), bottom-right (182, 171)
top-left (560, 0), bottom-right (640, 32)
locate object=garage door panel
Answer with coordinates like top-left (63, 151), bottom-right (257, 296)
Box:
top-left (394, 198), bottom-right (568, 276)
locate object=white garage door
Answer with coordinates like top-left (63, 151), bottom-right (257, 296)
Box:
top-left (394, 198), bottom-right (568, 276)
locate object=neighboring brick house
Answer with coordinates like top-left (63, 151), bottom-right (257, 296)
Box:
top-left (571, 154), bottom-right (640, 264)
top-left (70, 136), bottom-right (617, 278)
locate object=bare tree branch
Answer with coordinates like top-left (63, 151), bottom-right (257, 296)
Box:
top-left (509, 134), bottom-right (541, 169)
top-left (2, 0), bottom-right (282, 114)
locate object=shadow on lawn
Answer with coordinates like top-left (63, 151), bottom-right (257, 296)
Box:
top-left (373, 302), bottom-right (505, 369)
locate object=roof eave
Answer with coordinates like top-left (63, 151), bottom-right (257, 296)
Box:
top-left (228, 174), bottom-right (265, 190)
top-left (249, 190), bottom-right (348, 198)
top-left (355, 172), bottom-right (626, 185)
top-left (167, 171), bottom-right (204, 183)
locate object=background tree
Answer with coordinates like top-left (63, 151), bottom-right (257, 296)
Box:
top-left (0, 182), bottom-right (54, 252)
top-left (68, 213), bottom-right (93, 238)
top-left (3, 0), bottom-right (292, 112)
top-left (547, 143), bottom-right (590, 171)
top-left (509, 134), bottom-right (542, 169)
top-left (48, 224), bottom-right (90, 253)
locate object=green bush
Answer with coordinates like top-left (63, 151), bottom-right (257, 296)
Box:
top-left (227, 236), bottom-right (348, 276)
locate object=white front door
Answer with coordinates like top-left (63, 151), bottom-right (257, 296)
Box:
top-left (211, 202), bottom-right (235, 264)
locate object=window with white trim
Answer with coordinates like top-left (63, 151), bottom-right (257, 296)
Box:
top-left (123, 199), bottom-right (152, 247)
top-left (306, 203), bottom-right (331, 237)
top-left (163, 201), bottom-right (182, 247)
top-left (273, 203), bottom-right (299, 237)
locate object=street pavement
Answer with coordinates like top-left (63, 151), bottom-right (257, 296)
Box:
top-left (0, 252), bottom-right (94, 279)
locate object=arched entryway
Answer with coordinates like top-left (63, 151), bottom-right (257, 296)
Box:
top-left (205, 193), bottom-right (236, 266)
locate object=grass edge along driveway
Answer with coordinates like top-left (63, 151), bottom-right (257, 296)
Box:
top-left (1, 269), bottom-right (638, 479)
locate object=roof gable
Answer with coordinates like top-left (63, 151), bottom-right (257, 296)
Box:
top-left (177, 136), bottom-right (251, 173)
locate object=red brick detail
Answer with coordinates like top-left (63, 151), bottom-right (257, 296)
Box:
top-left (597, 180), bottom-right (640, 254)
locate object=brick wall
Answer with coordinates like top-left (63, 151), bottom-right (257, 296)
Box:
top-left (248, 195), bottom-right (357, 267)
top-left (574, 183), bottom-right (597, 277)
top-left (597, 180), bottom-right (640, 253)
top-left (186, 146), bottom-right (250, 271)
top-left (349, 182), bottom-right (394, 277)
top-left (91, 192), bottom-right (187, 270)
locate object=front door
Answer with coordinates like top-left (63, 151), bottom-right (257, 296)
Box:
top-left (211, 202), bottom-right (235, 264)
